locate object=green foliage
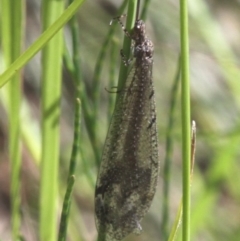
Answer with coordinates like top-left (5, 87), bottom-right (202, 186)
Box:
top-left (0, 0), bottom-right (240, 241)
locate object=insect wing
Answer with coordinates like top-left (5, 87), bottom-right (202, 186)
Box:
top-left (95, 58), bottom-right (159, 240)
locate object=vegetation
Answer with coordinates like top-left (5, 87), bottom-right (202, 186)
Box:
top-left (0, 0), bottom-right (239, 241)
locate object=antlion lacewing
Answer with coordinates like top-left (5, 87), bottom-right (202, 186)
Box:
top-left (95, 1), bottom-right (159, 240)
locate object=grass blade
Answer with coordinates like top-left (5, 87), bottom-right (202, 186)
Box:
top-left (179, 0), bottom-right (191, 239)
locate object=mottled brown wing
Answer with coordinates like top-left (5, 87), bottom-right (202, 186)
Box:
top-left (95, 19), bottom-right (159, 241)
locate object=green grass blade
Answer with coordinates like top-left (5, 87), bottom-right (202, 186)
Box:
top-left (179, 0), bottom-right (191, 240)
top-left (68, 99), bottom-right (81, 179)
top-left (168, 200), bottom-right (182, 241)
top-left (39, 1), bottom-right (64, 241)
top-left (0, 0), bottom-right (85, 88)
top-left (58, 175), bottom-right (75, 241)
top-left (168, 122), bottom-right (196, 241)
top-left (62, 1), bottom-right (100, 182)
top-left (8, 0), bottom-right (24, 239)
top-left (161, 57), bottom-right (181, 240)
top-left (0, 0), bottom-right (12, 70)
top-left (68, 3), bottom-right (101, 165)
top-left (107, 40), bottom-right (118, 122)
top-left (116, 0), bottom-right (138, 93)
top-left (140, 0), bottom-right (151, 20)
top-left (92, 0), bottom-right (128, 114)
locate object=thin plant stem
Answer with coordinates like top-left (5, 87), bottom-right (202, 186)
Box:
top-left (168, 122), bottom-right (196, 241)
top-left (116, 0), bottom-right (138, 94)
top-left (69, 5), bottom-right (101, 165)
top-left (141, 0), bottom-right (151, 20)
top-left (58, 98), bottom-right (81, 241)
top-left (92, 0), bottom-right (128, 117)
top-left (161, 57), bottom-right (181, 240)
top-left (107, 39), bottom-right (118, 122)
top-left (179, 0), bottom-right (191, 239)
top-left (58, 176), bottom-right (75, 241)
top-left (62, 0), bottom-right (101, 167)
top-left (63, 44), bottom-right (100, 166)
top-left (68, 99), bottom-right (81, 180)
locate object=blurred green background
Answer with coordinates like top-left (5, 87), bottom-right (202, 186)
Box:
top-left (0, 0), bottom-right (240, 240)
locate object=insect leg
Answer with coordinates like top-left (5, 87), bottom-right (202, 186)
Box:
top-left (120, 49), bottom-right (133, 66)
top-left (109, 14), bottom-right (131, 38)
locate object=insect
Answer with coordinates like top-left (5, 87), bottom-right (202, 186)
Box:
top-left (95, 1), bottom-right (159, 240)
